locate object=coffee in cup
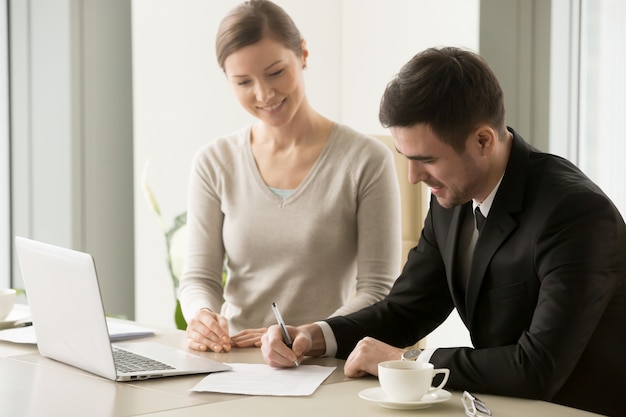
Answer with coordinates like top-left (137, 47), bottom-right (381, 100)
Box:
top-left (0, 288), bottom-right (17, 321)
top-left (378, 360), bottom-right (450, 402)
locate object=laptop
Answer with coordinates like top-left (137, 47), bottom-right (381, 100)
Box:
top-left (14, 236), bottom-right (231, 381)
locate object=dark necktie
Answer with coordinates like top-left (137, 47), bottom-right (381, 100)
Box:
top-left (475, 206), bottom-right (486, 233)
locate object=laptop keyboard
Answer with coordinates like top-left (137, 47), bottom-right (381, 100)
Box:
top-left (113, 347), bottom-right (175, 373)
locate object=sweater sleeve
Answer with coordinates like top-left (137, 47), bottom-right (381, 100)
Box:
top-left (328, 133), bottom-right (402, 316)
top-left (178, 139), bottom-right (229, 322)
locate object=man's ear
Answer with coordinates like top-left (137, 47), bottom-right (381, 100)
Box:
top-left (474, 125), bottom-right (497, 156)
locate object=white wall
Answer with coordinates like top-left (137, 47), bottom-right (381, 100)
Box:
top-left (339, 0), bottom-right (482, 135)
top-left (132, 0), bottom-right (478, 349)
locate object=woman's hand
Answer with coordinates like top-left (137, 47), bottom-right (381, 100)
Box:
top-left (185, 308), bottom-right (231, 352)
top-left (231, 327), bottom-right (268, 348)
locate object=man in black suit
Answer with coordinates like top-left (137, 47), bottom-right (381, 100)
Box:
top-left (261, 47), bottom-right (626, 416)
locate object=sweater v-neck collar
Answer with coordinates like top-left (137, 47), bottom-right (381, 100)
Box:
top-left (244, 123), bottom-right (338, 205)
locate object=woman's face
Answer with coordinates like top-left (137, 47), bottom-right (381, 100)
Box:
top-left (223, 36), bottom-right (307, 127)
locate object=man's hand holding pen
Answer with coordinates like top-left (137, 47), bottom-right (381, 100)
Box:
top-left (267, 302), bottom-right (332, 367)
top-left (270, 302), bottom-right (303, 367)
top-left (261, 323), bottom-right (307, 368)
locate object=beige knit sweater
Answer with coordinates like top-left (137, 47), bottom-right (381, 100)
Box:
top-left (179, 123), bottom-right (401, 333)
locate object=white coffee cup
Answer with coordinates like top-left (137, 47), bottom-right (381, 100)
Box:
top-left (0, 288), bottom-right (17, 321)
top-left (378, 360), bottom-right (450, 402)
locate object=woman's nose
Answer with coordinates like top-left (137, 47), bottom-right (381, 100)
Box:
top-left (255, 81), bottom-right (274, 102)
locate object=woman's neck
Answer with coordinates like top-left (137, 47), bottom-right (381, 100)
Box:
top-left (253, 103), bottom-right (332, 148)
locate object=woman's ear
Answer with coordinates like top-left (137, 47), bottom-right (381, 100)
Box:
top-left (301, 39), bottom-right (309, 68)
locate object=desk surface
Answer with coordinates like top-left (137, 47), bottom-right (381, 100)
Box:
top-left (0, 321), bottom-right (602, 417)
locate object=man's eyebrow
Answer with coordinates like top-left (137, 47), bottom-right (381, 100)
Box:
top-left (394, 147), bottom-right (434, 161)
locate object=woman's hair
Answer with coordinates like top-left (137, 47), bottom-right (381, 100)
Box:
top-left (216, 0), bottom-right (303, 71)
top-left (379, 47), bottom-right (506, 152)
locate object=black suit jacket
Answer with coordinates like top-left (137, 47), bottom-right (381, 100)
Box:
top-left (327, 129), bottom-right (626, 416)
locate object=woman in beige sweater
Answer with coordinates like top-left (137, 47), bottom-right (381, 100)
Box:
top-left (179, 0), bottom-right (401, 353)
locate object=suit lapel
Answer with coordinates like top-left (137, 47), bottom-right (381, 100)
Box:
top-left (464, 128), bottom-right (530, 325)
top-left (465, 212), bottom-right (517, 323)
top-left (445, 202), bottom-right (471, 317)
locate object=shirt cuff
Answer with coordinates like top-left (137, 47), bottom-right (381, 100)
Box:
top-left (315, 321), bottom-right (337, 357)
top-left (315, 320), bottom-right (436, 363)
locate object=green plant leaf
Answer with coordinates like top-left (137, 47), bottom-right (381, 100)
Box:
top-left (174, 299), bottom-right (187, 330)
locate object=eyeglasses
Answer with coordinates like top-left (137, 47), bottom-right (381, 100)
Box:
top-left (462, 391), bottom-right (492, 417)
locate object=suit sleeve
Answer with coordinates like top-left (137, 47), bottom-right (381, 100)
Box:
top-left (326, 202), bottom-right (455, 358)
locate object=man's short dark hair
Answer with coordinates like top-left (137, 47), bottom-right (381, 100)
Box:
top-left (379, 47), bottom-right (506, 151)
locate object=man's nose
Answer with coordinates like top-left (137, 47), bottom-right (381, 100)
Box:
top-left (408, 160), bottom-right (428, 184)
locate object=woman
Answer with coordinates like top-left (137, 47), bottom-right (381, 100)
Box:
top-left (179, 0), bottom-right (401, 353)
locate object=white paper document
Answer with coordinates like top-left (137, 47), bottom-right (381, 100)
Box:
top-left (191, 363), bottom-right (336, 396)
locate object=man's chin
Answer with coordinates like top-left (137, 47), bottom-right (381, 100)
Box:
top-left (433, 194), bottom-right (465, 209)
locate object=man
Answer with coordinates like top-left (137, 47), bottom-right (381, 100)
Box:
top-left (261, 47), bottom-right (626, 416)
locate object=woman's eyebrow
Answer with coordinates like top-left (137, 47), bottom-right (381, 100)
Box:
top-left (229, 60), bottom-right (284, 78)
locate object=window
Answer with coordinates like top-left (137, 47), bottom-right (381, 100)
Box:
top-left (578, 0), bottom-right (626, 216)
top-left (1, 3), bottom-right (10, 288)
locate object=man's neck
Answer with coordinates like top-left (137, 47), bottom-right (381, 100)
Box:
top-left (476, 130), bottom-right (512, 204)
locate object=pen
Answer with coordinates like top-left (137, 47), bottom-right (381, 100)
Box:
top-left (271, 302), bottom-right (299, 366)
top-left (0, 320), bottom-right (32, 331)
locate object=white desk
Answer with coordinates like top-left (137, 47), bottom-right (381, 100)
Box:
top-left (0, 320), bottom-right (603, 417)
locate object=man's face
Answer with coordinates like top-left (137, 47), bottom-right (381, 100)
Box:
top-left (391, 124), bottom-right (488, 208)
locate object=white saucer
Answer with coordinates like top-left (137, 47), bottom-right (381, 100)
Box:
top-left (358, 387), bottom-right (452, 410)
